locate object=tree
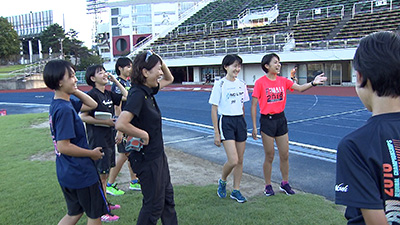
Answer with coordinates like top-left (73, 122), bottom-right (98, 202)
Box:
top-left (39, 23), bottom-right (65, 55)
top-left (63, 29), bottom-right (85, 66)
top-left (76, 50), bottom-right (103, 71)
top-left (0, 17), bottom-right (20, 62)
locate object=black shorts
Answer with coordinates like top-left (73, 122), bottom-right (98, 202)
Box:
top-left (219, 115), bottom-right (247, 142)
top-left (117, 137), bottom-right (129, 154)
top-left (95, 147), bottom-right (115, 174)
top-left (61, 181), bottom-right (109, 219)
top-left (260, 112), bottom-right (288, 137)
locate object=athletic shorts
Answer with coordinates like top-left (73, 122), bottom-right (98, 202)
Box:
top-left (61, 180), bottom-right (109, 219)
top-left (218, 115), bottom-right (247, 142)
top-left (117, 137), bottom-right (129, 154)
top-left (95, 147), bottom-right (115, 174)
top-left (260, 112), bottom-right (288, 137)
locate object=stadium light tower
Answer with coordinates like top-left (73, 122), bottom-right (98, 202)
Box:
top-left (86, 0), bottom-right (107, 46)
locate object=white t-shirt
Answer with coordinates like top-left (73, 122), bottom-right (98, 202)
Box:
top-left (208, 77), bottom-right (250, 116)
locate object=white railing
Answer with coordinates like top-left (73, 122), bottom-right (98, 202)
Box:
top-left (145, 33), bottom-right (291, 58)
top-left (352, 0), bottom-right (393, 18)
top-left (140, 36), bottom-right (361, 58)
top-left (293, 38), bottom-right (360, 51)
top-left (296, 5), bottom-right (345, 23)
top-left (127, 0), bottom-right (216, 58)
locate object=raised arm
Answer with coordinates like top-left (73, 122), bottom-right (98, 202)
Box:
top-left (251, 97), bottom-right (259, 140)
top-left (72, 89), bottom-right (98, 112)
top-left (158, 55), bottom-right (174, 89)
top-left (108, 73), bottom-right (128, 101)
top-left (115, 111), bottom-right (149, 145)
top-left (291, 73), bottom-right (326, 92)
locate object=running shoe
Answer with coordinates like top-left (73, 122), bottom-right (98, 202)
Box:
top-left (264, 184), bottom-right (275, 196)
top-left (280, 182), bottom-right (295, 195)
top-left (108, 202), bottom-right (121, 210)
top-left (217, 179), bottom-right (227, 198)
top-left (129, 180), bottom-right (141, 191)
top-left (230, 190), bottom-right (247, 203)
top-left (101, 213), bottom-right (119, 222)
top-left (106, 183), bottom-right (125, 196)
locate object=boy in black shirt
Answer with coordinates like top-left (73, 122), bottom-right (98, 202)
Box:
top-left (81, 65), bottom-right (128, 220)
top-left (107, 57), bottom-right (141, 195)
top-left (335, 31), bottom-right (400, 224)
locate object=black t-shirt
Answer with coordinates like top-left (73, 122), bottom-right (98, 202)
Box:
top-left (86, 88), bottom-right (122, 148)
top-left (335, 112), bottom-right (400, 224)
top-left (124, 84), bottom-right (163, 161)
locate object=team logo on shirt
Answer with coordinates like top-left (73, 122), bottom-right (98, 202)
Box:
top-left (49, 115), bottom-right (61, 157)
top-left (226, 91), bottom-right (245, 105)
top-left (335, 183), bottom-right (348, 193)
top-left (102, 99), bottom-right (113, 108)
top-left (266, 86), bottom-right (284, 102)
top-left (384, 139), bottom-right (400, 197)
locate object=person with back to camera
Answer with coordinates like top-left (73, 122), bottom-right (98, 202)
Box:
top-left (209, 54), bottom-right (250, 203)
top-left (43, 59), bottom-right (108, 225)
top-left (115, 50), bottom-right (177, 225)
top-left (107, 57), bottom-right (142, 197)
top-left (80, 64), bottom-right (128, 222)
top-left (335, 31), bottom-right (400, 224)
top-left (251, 53), bottom-right (326, 197)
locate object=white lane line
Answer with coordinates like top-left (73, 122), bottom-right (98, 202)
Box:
top-left (287, 108), bottom-right (366, 125)
top-left (0, 102), bottom-right (50, 107)
top-left (164, 135), bottom-right (213, 144)
top-left (162, 117), bottom-right (337, 153)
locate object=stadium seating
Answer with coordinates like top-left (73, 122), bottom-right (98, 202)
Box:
top-left (136, 0), bottom-right (400, 57)
top-left (335, 8), bottom-right (400, 40)
top-left (292, 16), bottom-right (341, 42)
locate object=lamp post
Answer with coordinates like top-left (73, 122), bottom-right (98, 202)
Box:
top-left (59, 38), bottom-right (64, 59)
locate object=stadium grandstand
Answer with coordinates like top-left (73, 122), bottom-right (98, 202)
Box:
top-left (123, 0), bottom-right (400, 87)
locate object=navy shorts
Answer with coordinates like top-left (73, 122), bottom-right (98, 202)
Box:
top-left (219, 115), bottom-right (247, 142)
top-left (260, 112), bottom-right (288, 137)
top-left (61, 181), bottom-right (109, 219)
top-left (95, 147), bottom-right (115, 174)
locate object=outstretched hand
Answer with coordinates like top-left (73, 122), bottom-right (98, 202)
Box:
top-left (313, 73), bottom-right (327, 85)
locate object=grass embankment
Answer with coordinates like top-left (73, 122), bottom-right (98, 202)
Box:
top-left (0, 65), bottom-right (27, 78)
top-left (0, 113), bottom-right (346, 225)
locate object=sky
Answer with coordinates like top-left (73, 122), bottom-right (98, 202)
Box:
top-left (0, 0), bottom-right (106, 47)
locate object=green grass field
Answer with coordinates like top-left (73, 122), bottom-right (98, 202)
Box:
top-left (0, 113), bottom-right (346, 225)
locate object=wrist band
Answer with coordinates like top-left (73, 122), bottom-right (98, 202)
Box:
top-left (311, 81), bottom-right (317, 86)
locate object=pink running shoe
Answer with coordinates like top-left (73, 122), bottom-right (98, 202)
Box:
top-left (108, 202), bottom-right (121, 210)
top-left (101, 213), bottom-right (119, 222)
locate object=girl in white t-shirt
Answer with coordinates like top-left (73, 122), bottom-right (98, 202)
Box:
top-left (208, 54), bottom-right (250, 203)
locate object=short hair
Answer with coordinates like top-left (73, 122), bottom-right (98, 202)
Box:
top-left (354, 31), bottom-right (400, 97)
top-left (261, 53), bottom-right (280, 74)
top-left (115, 57), bottom-right (132, 75)
top-left (131, 51), bottom-right (162, 85)
top-left (85, 65), bottom-right (106, 87)
top-left (221, 54), bottom-right (242, 73)
top-left (43, 60), bottom-right (75, 90)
